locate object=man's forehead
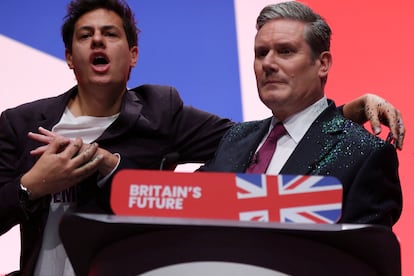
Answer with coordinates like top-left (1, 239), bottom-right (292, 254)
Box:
top-left (75, 8), bottom-right (123, 27)
top-left (257, 19), bottom-right (305, 36)
top-left (255, 19), bottom-right (306, 44)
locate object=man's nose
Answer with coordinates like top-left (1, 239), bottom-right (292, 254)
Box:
top-left (91, 33), bottom-right (105, 48)
top-left (262, 52), bottom-right (278, 73)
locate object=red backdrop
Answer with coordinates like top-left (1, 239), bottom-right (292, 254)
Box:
top-left (306, 1), bottom-right (414, 274)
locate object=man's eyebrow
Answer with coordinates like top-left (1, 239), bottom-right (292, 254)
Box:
top-left (101, 25), bottom-right (120, 31)
top-left (76, 25), bottom-right (120, 31)
top-left (76, 25), bottom-right (93, 32)
top-left (255, 41), bottom-right (295, 49)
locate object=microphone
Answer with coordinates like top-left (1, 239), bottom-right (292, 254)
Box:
top-left (160, 152), bottom-right (180, 170)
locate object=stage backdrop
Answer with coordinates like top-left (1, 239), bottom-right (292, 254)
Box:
top-left (0, 0), bottom-right (412, 274)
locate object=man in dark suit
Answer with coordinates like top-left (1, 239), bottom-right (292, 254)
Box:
top-left (0, 0), bottom-right (404, 275)
top-left (199, 1), bottom-right (402, 228)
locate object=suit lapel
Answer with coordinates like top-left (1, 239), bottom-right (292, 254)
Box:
top-left (233, 118), bottom-right (272, 172)
top-left (97, 89), bottom-right (143, 142)
top-left (36, 87), bottom-right (77, 130)
top-left (281, 102), bottom-right (348, 175)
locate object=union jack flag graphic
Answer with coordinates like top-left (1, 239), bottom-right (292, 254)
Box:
top-left (236, 174), bottom-right (342, 223)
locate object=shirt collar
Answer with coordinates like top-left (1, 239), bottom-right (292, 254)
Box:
top-left (271, 97), bottom-right (328, 143)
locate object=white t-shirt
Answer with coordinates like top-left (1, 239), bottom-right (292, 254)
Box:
top-left (34, 108), bottom-right (119, 276)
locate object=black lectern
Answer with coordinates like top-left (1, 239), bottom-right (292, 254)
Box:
top-left (60, 213), bottom-right (400, 276)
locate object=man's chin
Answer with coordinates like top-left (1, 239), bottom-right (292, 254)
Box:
top-left (259, 89), bottom-right (288, 103)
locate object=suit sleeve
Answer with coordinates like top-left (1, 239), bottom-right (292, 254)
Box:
top-left (341, 143), bottom-right (402, 227)
top-left (0, 110), bottom-right (43, 235)
top-left (168, 87), bottom-right (234, 163)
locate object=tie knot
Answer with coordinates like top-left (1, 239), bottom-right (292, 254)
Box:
top-left (268, 123), bottom-right (286, 142)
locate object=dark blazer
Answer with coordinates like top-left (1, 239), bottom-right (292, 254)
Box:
top-left (0, 85), bottom-right (233, 275)
top-left (200, 100), bottom-right (402, 227)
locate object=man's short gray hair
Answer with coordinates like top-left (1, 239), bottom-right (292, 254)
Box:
top-left (256, 1), bottom-right (331, 60)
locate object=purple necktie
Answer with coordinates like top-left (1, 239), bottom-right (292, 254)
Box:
top-left (246, 123), bottom-right (286, 173)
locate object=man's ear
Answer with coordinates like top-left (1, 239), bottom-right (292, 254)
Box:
top-left (318, 51), bottom-right (332, 78)
top-left (130, 46), bottom-right (139, 67)
top-left (65, 49), bottom-right (74, 69)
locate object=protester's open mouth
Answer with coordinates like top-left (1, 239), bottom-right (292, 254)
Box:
top-left (92, 55), bottom-right (109, 66)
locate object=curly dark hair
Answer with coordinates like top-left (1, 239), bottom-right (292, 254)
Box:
top-left (61, 0), bottom-right (140, 51)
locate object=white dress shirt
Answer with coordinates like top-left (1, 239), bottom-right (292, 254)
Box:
top-left (263, 97), bottom-right (328, 174)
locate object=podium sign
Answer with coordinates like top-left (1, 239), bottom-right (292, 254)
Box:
top-left (111, 170), bottom-right (342, 223)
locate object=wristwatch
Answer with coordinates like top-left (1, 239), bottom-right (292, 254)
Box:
top-left (19, 183), bottom-right (32, 202)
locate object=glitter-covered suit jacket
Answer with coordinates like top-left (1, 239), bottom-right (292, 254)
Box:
top-left (199, 100), bottom-right (402, 227)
